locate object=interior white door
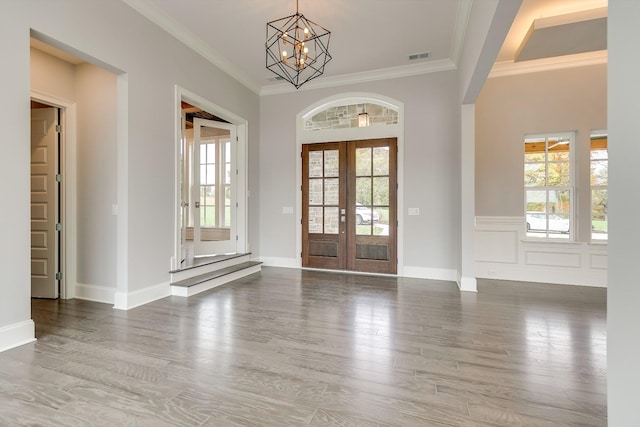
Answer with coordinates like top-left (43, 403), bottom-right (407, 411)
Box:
top-left (192, 118), bottom-right (237, 256)
top-left (31, 107), bottom-right (59, 298)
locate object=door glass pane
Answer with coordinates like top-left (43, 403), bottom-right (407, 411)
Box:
top-left (373, 147), bottom-right (389, 175)
top-left (355, 177), bottom-right (372, 205)
top-left (355, 148), bottom-right (371, 176)
top-left (308, 207), bottom-right (323, 233)
top-left (324, 207), bottom-right (339, 234)
top-left (206, 143), bottom-right (216, 163)
top-left (356, 206), bottom-right (373, 236)
top-left (200, 144), bottom-right (207, 164)
top-left (324, 150), bottom-right (339, 177)
top-left (372, 177), bottom-right (389, 206)
top-left (309, 151), bottom-right (323, 178)
top-left (206, 165), bottom-right (216, 185)
top-left (324, 178), bottom-right (339, 205)
top-left (375, 207), bottom-right (389, 236)
top-left (309, 179), bottom-right (323, 205)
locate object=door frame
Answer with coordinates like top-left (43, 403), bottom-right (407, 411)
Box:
top-left (173, 86), bottom-right (248, 269)
top-left (296, 93), bottom-right (405, 275)
top-left (30, 90), bottom-right (76, 300)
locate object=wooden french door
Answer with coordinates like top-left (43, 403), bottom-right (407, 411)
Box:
top-left (302, 138), bottom-right (397, 274)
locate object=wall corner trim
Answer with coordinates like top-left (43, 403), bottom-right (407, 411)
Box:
top-left (0, 320), bottom-right (36, 353)
top-left (458, 276), bottom-right (478, 292)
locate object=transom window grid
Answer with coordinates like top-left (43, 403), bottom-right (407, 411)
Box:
top-left (590, 133), bottom-right (608, 241)
top-left (198, 138), bottom-right (232, 229)
top-left (304, 102), bottom-right (398, 131)
top-left (524, 133), bottom-right (574, 239)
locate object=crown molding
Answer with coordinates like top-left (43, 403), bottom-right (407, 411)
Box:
top-left (121, 0), bottom-right (262, 95)
top-left (260, 59), bottom-right (457, 96)
top-left (489, 50), bottom-right (607, 78)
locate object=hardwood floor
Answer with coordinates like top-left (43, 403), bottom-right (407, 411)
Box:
top-left (1, 267), bottom-right (606, 426)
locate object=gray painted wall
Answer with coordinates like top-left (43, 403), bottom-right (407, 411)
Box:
top-left (259, 72), bottom-right (461, 273)
top-left (1, 0), bottom-right (260, 332)
top-left (476, 64), bottom-right (607, 240)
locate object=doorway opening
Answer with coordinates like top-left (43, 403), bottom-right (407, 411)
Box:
top-left (296, 93), bottom-right (405, 275)
top-left (174, 88), bottom-right (248, 269)
top-left (30, 101), bottom-right (62, 298)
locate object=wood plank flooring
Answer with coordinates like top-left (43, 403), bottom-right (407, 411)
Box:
top-left (0, 267), bottom-right (606, 426)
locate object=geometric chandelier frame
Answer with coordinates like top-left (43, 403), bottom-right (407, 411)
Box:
top-left (266, 0), bottom-right (331, 89)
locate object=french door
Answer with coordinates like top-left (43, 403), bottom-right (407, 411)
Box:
top-left (191, 118), bottom-right (237, 256)
top-left (302, 138), bottom-right (397, 274)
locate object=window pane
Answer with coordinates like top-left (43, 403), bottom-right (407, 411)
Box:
top-left (355, 148), bottom-right (371, 176)
top-left (204, 204), bottom-right (216, 227)
top-left (308, 151), bottom-right (323, 178)
top-left (200, 144), bottom-right (207, 163)
top-left (225, 163), bottom-right (231, 184)
top-left (324, 207), bottom-right (339, 234)
top-left (308, 179), bottom-right (323, 205)
top-left (225, 141), bottom-right (231, 163)
top-left (592, 189), bottom-right (608, 240)
top-left (524, 163), bottom-right (546, 187)
top-left (308, 207), bottom-right (323, 233)
top-left (324, 150), bottom-right (339, 177)
top-left (324, 178), bottom-right (339, 205)
top-left (356, 177), bottom-right (372, 205)
top-left (373, 147), bottom-right (389, 175)
top-left (548, 162), bottom-right (570, 186)
top-left (373, 177), bottom-right (389, 206)
top-left (207, 143), bottom-right (216, 164)
top-left (591, 160), bottom-right (608, 186)
top-left (526, 190), bottom-right (547, 214)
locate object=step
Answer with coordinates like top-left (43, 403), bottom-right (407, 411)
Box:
top-left (170, 261), bottom-right (262, 297)
top-left (170, 253), bottom-right (252, 283)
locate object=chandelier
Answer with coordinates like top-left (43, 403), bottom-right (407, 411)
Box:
top-left (266, 0), bottom-right (332, 89)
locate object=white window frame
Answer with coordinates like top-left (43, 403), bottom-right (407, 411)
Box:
top-left (524, 131), bottom-right (575, 241)
top-left (196, 137), bottom-right (232, 229)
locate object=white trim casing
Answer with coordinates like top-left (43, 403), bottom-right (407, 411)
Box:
top-left (489, 50), bottom-right (608, 79)
top-left (0, 320), bottom-right (36, 353)
top-left (475, 216), bottom-right (607, 287)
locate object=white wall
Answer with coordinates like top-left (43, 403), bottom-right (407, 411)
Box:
top-left (608, 2), bottom-right (640, 424)
top-left (0, 0), bottom-right (259, 350)
top-left (75, 63), bottom-right (118, 290)
top-left (474, 65), bottom-right (607, 287)
top-left (260, 72), bottom-right (461, 279)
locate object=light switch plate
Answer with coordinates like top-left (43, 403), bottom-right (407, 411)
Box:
top-left (408, 208), bottom-right (420, 216)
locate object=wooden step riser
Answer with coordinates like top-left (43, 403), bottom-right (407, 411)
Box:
top-left (170, 254), bottom-right (252, 283)
top-left (171, 264), bottom-right (262, 297)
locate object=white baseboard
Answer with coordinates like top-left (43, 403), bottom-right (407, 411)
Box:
top-left (114, 282), bottom-right (171, 311)
top-left (458, 276), bottom-right (478, 292)
top-left (0, 320), bottom-right (36, 353)
top-left (402, 266), bottom-right (457, 282)
top-left (75, 283), bottom-right (116, 304)
top-left (259, 256), bottom-right (300, 269)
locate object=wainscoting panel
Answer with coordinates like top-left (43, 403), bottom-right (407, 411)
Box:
top-left (475, 216), bottom-right (607, 287)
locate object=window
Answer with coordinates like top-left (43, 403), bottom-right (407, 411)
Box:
top-left (590, 131), bottom-right (608, 240)
top-left (524, 133), bottom-right (574, 239)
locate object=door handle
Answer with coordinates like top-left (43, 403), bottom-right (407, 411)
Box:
top-left (195, 201), bottom-right (200, 208)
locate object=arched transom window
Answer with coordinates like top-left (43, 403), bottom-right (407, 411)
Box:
top-left (304, 102), bottom-right (399, 131)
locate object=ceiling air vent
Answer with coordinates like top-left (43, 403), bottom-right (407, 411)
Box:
top-left (408, 51), bottom-right (430, 61)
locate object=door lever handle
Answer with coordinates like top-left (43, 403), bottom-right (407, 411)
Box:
top-left (195, 201), bottom-right (200, 208)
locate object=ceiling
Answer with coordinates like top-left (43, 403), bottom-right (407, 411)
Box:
top-left (32, 0), bottom-right (608, 95)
